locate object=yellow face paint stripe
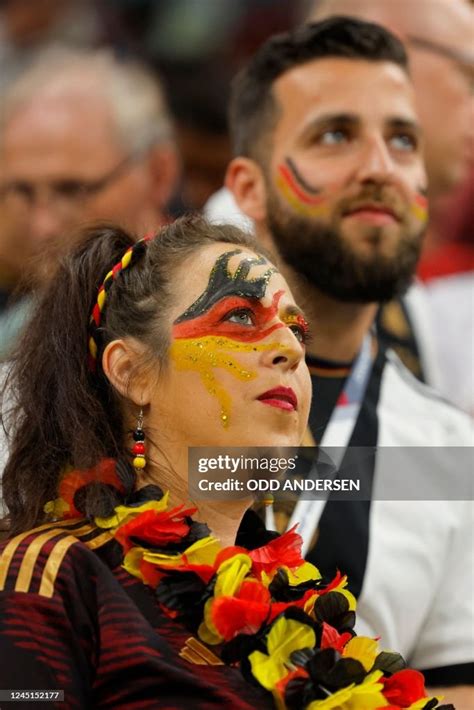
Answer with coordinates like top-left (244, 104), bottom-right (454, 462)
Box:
top-left (276, 173), bottom-right (329, 218)
top-left (170, 335), bottom-right (294, 428)
top-left (411, 202), bottom-right (428, 221)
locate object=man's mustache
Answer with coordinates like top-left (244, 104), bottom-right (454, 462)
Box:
top-left (337, 186), bottom-right (406, 221)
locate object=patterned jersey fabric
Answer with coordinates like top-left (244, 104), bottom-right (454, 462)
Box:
top-left (0, 517), bottom-right (273, 709)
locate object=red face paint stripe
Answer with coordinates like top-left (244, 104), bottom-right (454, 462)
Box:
top-left (172, 291), bottom-right (285, 343)
top-left (278, 163), bottom-right (325, 206)
top-left (276, 177), bottom-right (328, 217)
top-left (414, 193), bottom-right (428, 209)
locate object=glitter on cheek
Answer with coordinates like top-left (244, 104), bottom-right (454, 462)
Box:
top-left (169, 335), bottom-right (292, 429)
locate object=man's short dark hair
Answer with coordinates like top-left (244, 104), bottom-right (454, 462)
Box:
top-left (229, 16), bottom-right (409, 161)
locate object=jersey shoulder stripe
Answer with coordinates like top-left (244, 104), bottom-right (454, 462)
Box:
top-left (0, 518), bottom-right (113, 597)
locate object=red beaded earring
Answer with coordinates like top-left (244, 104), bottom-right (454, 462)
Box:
top-left (132, 409), bottom-right (146, 472)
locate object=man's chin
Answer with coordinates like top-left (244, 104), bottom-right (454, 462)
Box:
top-left (340, 221), bottom-right (402, 252)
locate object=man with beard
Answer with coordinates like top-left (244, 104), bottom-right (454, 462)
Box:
top-left (224, 18), bottom-right (473, 705)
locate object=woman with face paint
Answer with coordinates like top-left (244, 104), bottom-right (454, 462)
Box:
top-left (0, 217), bottom-right (444, 710)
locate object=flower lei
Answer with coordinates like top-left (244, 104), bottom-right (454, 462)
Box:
top-left (46, 460), bottom-right (454, 710)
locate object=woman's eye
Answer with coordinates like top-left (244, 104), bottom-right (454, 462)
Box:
top-left (289, 324), bottom-right (307, 344)
top-left (225, 308), bottom-right (254, 326)
top-left (390, 133), bottom-right (417, 151)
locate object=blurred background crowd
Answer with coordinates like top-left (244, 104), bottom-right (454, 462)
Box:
top-left (0, 0), bottom-right (472, 413)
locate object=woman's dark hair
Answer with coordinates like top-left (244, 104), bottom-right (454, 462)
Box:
top-left (229, 16), bottom-right (409, 161)
top-left (2, 215), bottom-right (260, 535)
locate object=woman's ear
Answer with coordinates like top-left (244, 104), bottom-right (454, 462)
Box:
top-left (225, 157), bottom-right (268, 224)
top-left (102, 339), bottom-right (153, 406)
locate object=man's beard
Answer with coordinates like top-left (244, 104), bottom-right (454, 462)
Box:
top-left (266, 194), bottom-right (425, 303)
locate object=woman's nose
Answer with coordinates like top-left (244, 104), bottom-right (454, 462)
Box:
top-left (258, 326), bottom-right (304, 371)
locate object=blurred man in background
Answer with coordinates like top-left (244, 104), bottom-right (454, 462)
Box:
top-left (208, 0), bottom-right (474, 413)
top-left (225, 18), bottom-right (473, 707)
top-left (310, 0), bottom-right (474, 414)
top-left (0, 47), bottom-right (179, 357)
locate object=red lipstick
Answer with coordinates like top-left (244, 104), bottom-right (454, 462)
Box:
top-left (257, 386), bottom-right (298, 411)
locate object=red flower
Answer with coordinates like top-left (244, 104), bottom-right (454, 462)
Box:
top-left (58, 459), bottom-right (124, 518)
top-left (248, 526), bottom-right (304, 577)
top-left (321, 622), bottom-right (352, 653)
top-left (140, 558), bottom-right (164, 587)
top-left (382, 669), bottom-right (427, 706)
top-left (115, 505), bottom-right (196, 552)
top-left (212, 580), bottom-right (271, 640)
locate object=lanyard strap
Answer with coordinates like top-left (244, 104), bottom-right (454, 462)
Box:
top-left (266, 334), bottom-right (374, 555)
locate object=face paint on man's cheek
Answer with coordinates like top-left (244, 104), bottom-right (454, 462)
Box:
top-left (169, 250), bottom-right (292, 428)
top-left (410, 188), bottom-right (429, 224)
top-left (275, 157), bottom-right (329, 218)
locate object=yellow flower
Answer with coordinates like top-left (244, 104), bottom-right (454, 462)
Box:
top-left (330, 575), bottom-right (357, 611)
top-left (143, 536), bottom-right (220, 570)
top-left (198, 598), bottom-right (223, 645)
top-left (198, 553), bottom-right (252, 645)
top-left (184, 536), bottom-right (221, 566)
top-left (306, 671), bottom-right (388, 709)
top-left (142, 549), bottom-right (185, 568)
top-left (407, 698), bottom-right (442, 710)
top-left (95, 494), bottom-right (169, 529)
top-left (44, 497), bottom-right (71, 518)
top-left (214, 554), bottom-right (252, 597)
top-left (260, 561), bottom-right (321, 588)
top-left (342, 637), bottom-right (379, 671)
top-left (250, 617), bottom-right (316, 690)
top-left (285, 561), bottom-right (321, 584)
top-left (123, 547), bottom-right (146, 580)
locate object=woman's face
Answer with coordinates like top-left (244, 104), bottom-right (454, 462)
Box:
top-left (146, 243), bottom-right (312, 451)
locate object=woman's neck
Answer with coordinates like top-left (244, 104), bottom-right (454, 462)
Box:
top-left (193, 499), bottom-right (252, 548)
top-left (137, 452), bottom-right (252, 548)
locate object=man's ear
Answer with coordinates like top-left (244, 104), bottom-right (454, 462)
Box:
top-left (147, 142), bottom-right (180, 211)
top-left (225, 157), bottom-right (268, 223)
top-left (102, 339), bottom-right (154, 406)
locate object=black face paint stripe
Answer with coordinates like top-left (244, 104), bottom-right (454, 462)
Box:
top-left (285, 157), bottom-right (322, 196)
top-left (174, 250), bottom-right (276, 324)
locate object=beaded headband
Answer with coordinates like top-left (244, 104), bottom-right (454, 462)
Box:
top-left (88, 237), bottom-right (151, 372)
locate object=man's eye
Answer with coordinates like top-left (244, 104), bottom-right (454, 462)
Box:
top-left (390, 134), bottom-right (418, 151)
top-left (319, 129), bottom-right (348, 146)
top-left (6, 182), bottom-right (34, 201)
top-left (224, 308), bottom-right (254, 326)
top-left (54, 181), bottom-right (87, 199)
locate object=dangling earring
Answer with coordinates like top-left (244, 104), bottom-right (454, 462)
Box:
top-left (132, 408), bottom-right (146, 472)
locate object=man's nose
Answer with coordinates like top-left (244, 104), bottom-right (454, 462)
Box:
top-left (259, 326), bottom-right (304, 372)
top-left (355, 135), bottom-right (396, 183)
top-left (29, 202), bottom-right (66, 245)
